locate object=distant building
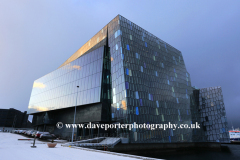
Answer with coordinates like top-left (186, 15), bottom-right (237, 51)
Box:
top-left (191, 87), bottom-right (229, 143)
top-left (0, 108), bottom-right (32, 128)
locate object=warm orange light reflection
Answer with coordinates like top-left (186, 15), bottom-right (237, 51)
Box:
top-left (72, 65), bottom-right (81, 70)
top-left (122, 100), bottom-right (127, 110)
top-left (33, 82), bottom-right (46, 88)
top-left (28, 105), bottom-right (48, 112)
top-left (58, 25), bottom-right (108, 68)
top-left (111, 57), bottom-right (114, 61)
top-left (63, 64), bottom-right (81, 70)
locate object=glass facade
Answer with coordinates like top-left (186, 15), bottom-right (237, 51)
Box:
top-left (28, 15), bottom-right (229, 143)
top-left (111, 15), bottom-right (193, 143)
top-left (59, 26), bottom-right (107, 68)
top-left (108, 16), bottom-right (128, 123)
top-left (28, 46), bottom-right (104, 114)
top-left (198, 86), bottom-right (229, 143)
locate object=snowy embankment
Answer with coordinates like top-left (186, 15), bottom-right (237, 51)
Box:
top-left (0, 133), bottom-right (162, 160)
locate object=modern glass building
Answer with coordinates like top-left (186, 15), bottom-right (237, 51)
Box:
top-left (191, 87), bottom-right (229, 143)
top-left (28, 15), bottom-right (229, 143)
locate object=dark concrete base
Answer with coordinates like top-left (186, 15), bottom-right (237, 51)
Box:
top-left (111, 142), bottom-right (221, 155)
top-left (112, 144), bottom-right (239, 160)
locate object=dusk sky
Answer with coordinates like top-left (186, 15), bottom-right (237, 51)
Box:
top-left (0, 1), bottom-right (239, 128)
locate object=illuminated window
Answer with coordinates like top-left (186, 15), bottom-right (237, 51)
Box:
top-left (148, 94), bottom-right (153, 101)
top-left (130, 35), bottom-right (132, 40)
top-left (125, 82), bottom-right (129, 89)
top-left (136, 107), bottom-right (139, 115)
top-left (161, 63), bottom-right (164, 68)
top-left (141, 66), bottom-right (143, 72)
top-left (129, 69), bottom-right (132, 76)
top-left (115, 30), bottom-right (121, 38)
top-left (127, 44), bottom-right (130, 50)
top-left (135, 53), bottom-right (139, 59)
top-left (135, 91), bottom-right (139, 99)
top-left (156, 101), bottom-right (159, 107)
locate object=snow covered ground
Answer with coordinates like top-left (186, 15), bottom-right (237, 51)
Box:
top-left (0, 132), bottom-right (162, 160)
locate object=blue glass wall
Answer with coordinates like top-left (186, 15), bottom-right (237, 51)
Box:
top-left (28, 47), bottom-right (104, 114)
top-left (115, 15), bottom-right (193, 143)
top-left (108, 16), bottom-right (128, 124)
top-left (198, 86), bottom-right (230, 143)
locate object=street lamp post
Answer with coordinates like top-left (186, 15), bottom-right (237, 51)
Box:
top-left (72, 86), bottom-right (79, 142)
